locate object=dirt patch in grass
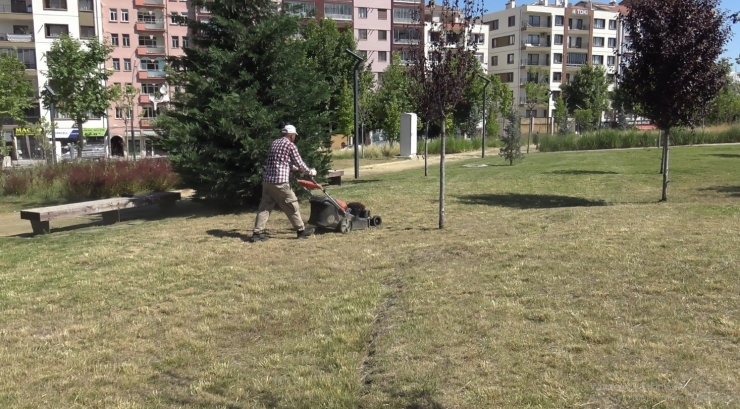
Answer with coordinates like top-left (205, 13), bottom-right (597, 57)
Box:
top-left (1, 145), bottom-right (739, 408)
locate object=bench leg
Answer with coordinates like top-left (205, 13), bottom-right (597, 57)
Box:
top-left (30, 220), bottom-right (50, 235)
top-left (101, 210), bottom-right (120, 224)
top-left (328, 176), bottom-right (342, 186)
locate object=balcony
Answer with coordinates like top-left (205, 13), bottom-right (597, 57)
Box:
top-left (139, 94), bottom-right (152, 104)
top-left (136, 46), bottom-right (166, 55)
top-left (135, 20), bottom-right (165, 31)
top-left (324, 12), bottom-right (352, 21)
top-left (0, 2), bottom-right (33, 19)
top-left (521, 21), bottom-right (552, 30)
top-left (521, 39), bottom-right (551, 49)
top-left (568, 23), bottom-right (590, 31)
top-left (567, 41), bottom-right (589, 49)
top-left (566, 52), bottom-right (588, 67)
top-left (137, 70), bottom-right (166, 80)
top-left (134, 0), bottom-right (164, 7)
top-left (140, 118), bottom-right (153, 128)
top-left (520, 59), bottom-right (550, 68)
top-left (394, 0), bottom-right (420, 3)
top-left (0, 33), bottom-right (33, 45)
top-left (393, 38), bottom-right (420, 45)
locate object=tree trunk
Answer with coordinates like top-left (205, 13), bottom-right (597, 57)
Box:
top-left (439, 116), bottom-right (446, 229)
top-left (527, 113), bottom-right (533, 154)
top-left (77, 120), bottom-right (84, 159)
top-left (661, 130), bottom-right (670, 201)
top-left (424, 122), bottom-right (429, 177)
top-left (659, 130), bottom-right (664, 174)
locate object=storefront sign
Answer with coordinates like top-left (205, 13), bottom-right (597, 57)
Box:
top-left (13, 127), bottom-right (35, 136)
top-left (83, 128), bottom-right (107, 137)
top-left (572, 8), bottom-right (589, 15)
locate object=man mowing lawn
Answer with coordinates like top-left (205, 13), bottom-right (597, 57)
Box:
top-left (249, 124), bottom-right (317, 243)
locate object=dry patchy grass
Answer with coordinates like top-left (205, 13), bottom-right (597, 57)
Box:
top-left (1, 145), bottom-right (739, 408)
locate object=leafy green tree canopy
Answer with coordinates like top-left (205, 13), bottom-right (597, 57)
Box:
top-left (0, 50), bottom-right (34, 137)
top-left (560, 63), bottom-right (609, 127)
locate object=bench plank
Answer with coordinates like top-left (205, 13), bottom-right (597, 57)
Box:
top-left (21, 192), bottom-right (181, 222)
top-left (327, 170), bottom-right (344, 186)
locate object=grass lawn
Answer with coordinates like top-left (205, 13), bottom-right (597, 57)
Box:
top-left (1, 145), bottom-right (739, 408)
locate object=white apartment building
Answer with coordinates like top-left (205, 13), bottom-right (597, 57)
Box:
top-left (482, 0), bottom-right (625, 120)
top-left (1, 0), bottom-right (107, 159)
top-left (423, 5), bottom-right (488, 70)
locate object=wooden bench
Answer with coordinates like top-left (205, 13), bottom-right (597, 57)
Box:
top-left (327, 170), bottom-right (344, 186)
top-left (20, 191), bottom-right (181, 235)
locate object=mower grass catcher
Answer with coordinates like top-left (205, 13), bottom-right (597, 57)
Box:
top-left (296, 178), bottom-right (382, 234)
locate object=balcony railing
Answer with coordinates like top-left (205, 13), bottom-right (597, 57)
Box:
top-left (521, 39), bottom-right (551, 48)
top-left (394, 0), bottom-right (420, 3)
top-left (566, 53), bottom-right (588, 66)
top-left (140, 118), bottom-right (154, 128)
top-left (0, 3), bottom-right (31, 13)
top-left (324, 12), bottom-right (352, 21)
top-left (567, 41), bottom-right (589, 49)
top-left (0, 33), bottom-right (34, 42)
top-left (521, 21), bottom-right (552, 30)
top-left (393, 38), bottom-right (420, 45)
top-left (140, 46), bottom-right (165, 54)
top-left (520, 59), bottom-right (550, 67)
top-left (136, 20), bottom-right (166, 30)
top-left (138, 70), bottom-right (166, 79)
top-left (394, 17), bottom-right (417, 24)
top-left (568, 23), bottom-right (590, 31)
top-left (134, 0), bottom-right (164, 6)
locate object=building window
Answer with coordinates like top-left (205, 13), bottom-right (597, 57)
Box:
top-left (45, 24), bottom-right (68, 38)
top-left (492, 55), bottom-right (498, 66)
top-left (608, 37), bottom-right (616, 48)
top-left (593, 37), bottom-right (604, 47)
top-left (44, 0), bottom-right (67, 10)
top-left (112, 58), bottom-right (120, 71)
top-left (378, 51), bottom-right (387, 62)
top-left (115, 108), bottom-right (123, 119)
top-left (378, 30), bottom-right (387, 41)
top-left (507, 53), bottom-right (514, 64)
top-left (141, 83), bottom-right (158, 95)
top-left (359, 50), bottom-right (367, 59)
top-left (527, 54), bottom-right (539, 65)
top-left (554, 34), bottom-right (563, 45)
top-left (508, 16), bottom-right (515, 27)
top-left (140, 58), bottom-right (160, 71)
top-left (55, 111), bottom-right (71, 119)
top-left (492, 19), bottom-right (499, 30)
top-left (393, 28), bottom-right (420, 45)
top-left (170, 12), bottom-right (178, 24)
top-left (594, 19), bottom-right (605, 29)
top-left (378, 9), bottom-right (387, 20)
top-left (109, 8), bottom-right (117, 21)
top-left (553, 72), bottom-right (562, 82)
top-left (172, 36), bottom-right (179, 48)
top-left (80, 26), bottom-right (95, 38)
top-left (592, 55), bottom-right (604, 65)
top-left (508, 35), bottom-right (515, 45)
top-left (551, 91), bottom-right (560, 101)
top-left (503, 72), bottom-right (514, 83)
top-left (325, 3), bottom-right (352, 20)
top-left (393, 8), bottom-right (416, 24)
top-left (358, 7), bottom-right (367, 18)
top-left (122, 34), bottom-right (130, 47)
top-left (358, 29), bottom-right (367, 40)
top-left (555, 15), bottom-right (564, 26)
top-left (139, 35), bottom-right (157, 47)
top-left (141, 106), bottom-right (159, 118)
top-left (123, 58), bottom-right (131, 71)
top-left (182, 37), bottom-right (188, 47)
top-left (609, 19), bottom-right (617, 30)
top-left (121, 9), bottom-right (129, 22)
top-left (607, 56), bottom-right (615, 66)
top-left (528, 15), bottom-right (540, 27)
top-left (110, 34), bottom-right (119, 46)
top-left (554, 53), bottom-right (563, 64)
top-left (284, 1), bottom-right (315, 16)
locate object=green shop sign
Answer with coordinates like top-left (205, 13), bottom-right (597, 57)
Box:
top-left (83, 128), bottom-right (107, 137)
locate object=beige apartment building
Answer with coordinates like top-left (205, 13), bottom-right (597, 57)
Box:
top-left (482, 0), bottom-right (626, 126)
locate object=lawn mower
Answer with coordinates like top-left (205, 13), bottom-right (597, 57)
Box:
top-left (295, 177), bottom-right (382, 234)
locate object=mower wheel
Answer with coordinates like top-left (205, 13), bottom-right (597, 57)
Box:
top-left (371, 216), bottom-right (382, 227)
top-left (338, 218), bottom-right (352, 234)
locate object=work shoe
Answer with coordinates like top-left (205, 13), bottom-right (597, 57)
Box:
top-left (248, 232), bottom-right (269, 243)
top-left (296, 228), bottom-right (315, 239)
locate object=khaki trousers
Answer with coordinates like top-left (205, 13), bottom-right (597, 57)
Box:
top-left (253, 182), bottom-right (305, 233)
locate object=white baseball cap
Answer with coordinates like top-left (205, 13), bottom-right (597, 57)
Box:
top-left (281, 125), bottom-right (297, 135)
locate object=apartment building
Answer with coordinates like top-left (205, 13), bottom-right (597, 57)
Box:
top-left (283, 0), bottom-right (424, 80)
top-left (102, 0), bottom-right (188, 157)
top-left (482, 0), bottom-right (625, 120)
top-left (424, 4), bottom-right (488, 70)
top-left (1, 0), bottom-right (107, 159)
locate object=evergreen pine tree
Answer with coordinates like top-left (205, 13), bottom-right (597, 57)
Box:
top-left (499, 109), bottom-right (523, 166)
top-left (155, 0), bottom-right (333, 205)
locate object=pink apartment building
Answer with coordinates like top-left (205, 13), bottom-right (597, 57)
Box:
top-left (354, 0), bottom-right (392, 77)
top-left (101, 0), bottom-right (188, 157)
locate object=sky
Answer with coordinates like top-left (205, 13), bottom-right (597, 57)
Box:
top-left (481, 0), bottom-right (740, 69)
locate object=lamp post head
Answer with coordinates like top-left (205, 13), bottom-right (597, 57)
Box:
top-left (44, 84), bottom-right (56, 97)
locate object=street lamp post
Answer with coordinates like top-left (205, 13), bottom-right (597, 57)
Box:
top-left (345, 49), bottom-right (364, 179)
top-left (44, 85), bottom-right (58, 164)
top-left (478, 74), bottom-right (491, 158)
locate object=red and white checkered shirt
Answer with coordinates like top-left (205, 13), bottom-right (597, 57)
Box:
top-left (262, 137), bottom-right (311, 184)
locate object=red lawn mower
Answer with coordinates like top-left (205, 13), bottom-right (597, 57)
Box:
top-left (296, 178), bottom-right (382, 234)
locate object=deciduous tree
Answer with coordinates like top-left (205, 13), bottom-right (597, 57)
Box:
top-left (407, 0), bottom-right (484, 229)
top-left (554, 93), bottom-right (569, 134)
top-left (0, 51), bottom-right (34, 141)
top-left (560, 63), bottom-right (609, 129)
top-left (523, 66), bottom-right (550, 152)
top-left (619, 0), bottom-right (732, 201)
top-left (499, 109), bottom-right (523, 165)
top-left (41, 34), bottom-right (114, 158)
top-left (373, 52), bottom-right (411, 147)
top-left (111, 84), bottom-right (139, 159)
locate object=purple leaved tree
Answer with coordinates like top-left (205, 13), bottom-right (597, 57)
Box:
top-left (619, 0), bottom-right (732, 201)
top-left (406, 0), bottom-right (484, 229)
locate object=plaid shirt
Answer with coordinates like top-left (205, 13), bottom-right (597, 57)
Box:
top-left (262, 137), bottom-right (311, 184)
